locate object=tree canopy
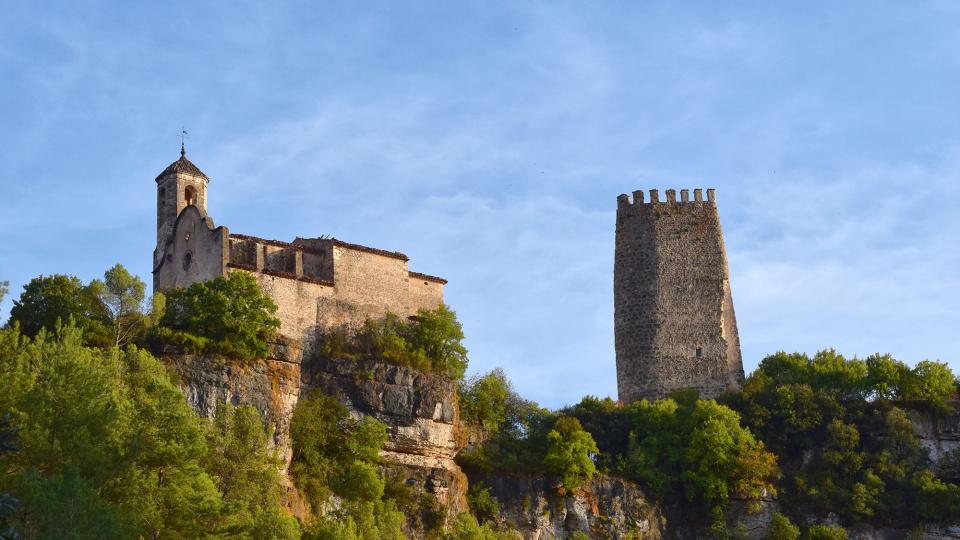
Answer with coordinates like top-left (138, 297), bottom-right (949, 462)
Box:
top-left (0, 324), bottom-right (298, 538)
top-left (154, 271), bottom-right (281, 360)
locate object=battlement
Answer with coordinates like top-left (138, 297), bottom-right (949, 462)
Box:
top-left (617, 188), bottom-right (716, 210)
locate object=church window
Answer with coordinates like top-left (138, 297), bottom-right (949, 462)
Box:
top-left (183, 251), bottom-right (193, 271)
top-left (185, 186), bottom-right (196, 206)
top-left (696, 347), bottom-right (703, 358)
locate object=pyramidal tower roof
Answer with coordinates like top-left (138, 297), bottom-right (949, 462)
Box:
top-left (155, 143), bottom-right (208, 182)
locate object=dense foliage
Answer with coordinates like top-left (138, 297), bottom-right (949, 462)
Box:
top-left (552, 391), bottom-right (779, 529)
top-left (457, 371), bottom-right (600, 491)
top-left (320, 305), bottom-right (468, 379)
top-left (722, 350), bottom-right (960, 528)
top-left (153, 271), bottom-right (281, 360)
top-left (459, 368), bottom-right (514, 432)
top-left (459, 374), bottom-right (776, 533)
top-left (6, 266), bottom-right (161, 351)
top-left (0, 324), bottom-right (297, 538)
top-left (7, 274), bottom-right (112, 347)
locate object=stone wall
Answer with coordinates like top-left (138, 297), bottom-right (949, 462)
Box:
top-left (155, 169), bottom-right (209, 265)
top-left (153, 205), bottom-right (228, 291)
top-left (614, 188), bottom-right (744, 402)
top-left (222, 234), bottom-right (446, 353)
top-left (329, 243), bottom-right (412, 315)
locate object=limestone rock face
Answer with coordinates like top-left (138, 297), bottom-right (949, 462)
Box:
top-left (165, 350), bottom-right (301, 462)
top-left (162, 341), bottom-right (467, 532)
top-left (479, 474), bottom-right (664, 540)
top-left (907, 405), bottom-right (960, 479)
top-left (303, 355), bottom-right (468, 517)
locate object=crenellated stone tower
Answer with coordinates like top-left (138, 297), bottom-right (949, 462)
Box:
top-left (614, 188), bottom-right (744, 402)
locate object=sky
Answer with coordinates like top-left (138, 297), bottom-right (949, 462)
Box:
top-left (2, 2), bottom-right (960, 409)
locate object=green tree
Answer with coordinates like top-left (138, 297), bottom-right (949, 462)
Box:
top-left (543, 416), bottom-right (599, 490)
top-left (766, 512), bottom-right (800, 540)
top-left (806, 524), bottom-right (847, 540)
top-left (0, 412), bottom-right (18, 540)
top-left (467, 482), bottom-right (501, 524)
top-left (157, 272), bottom-right (281, 360)
top-left (683, 400), bottom-right (778, 505)
top-left (442, 512), bottom-right (521, 540)
top-left (10, 467), bottom-right (129, 539)
top-left (7, 274), bottom-right (110, 346)
top-left (289, 393), bottom-right (389, 510)
top-left (0, 281), bottom-right (8, 306)
top-left (0, 326), bottom-right (227, 537)
top-left (206, 403), bottom-right (299, 538)
top-left (302, 499), bottom-right (406, 540)
top-left (903, 360), bottom-right (955, 410)
top-left (409, 305), bottom-right (468, 379)
top-left (865, 354), bottom-right (908, 401)
top-left (459, 368), bottom-right (512, 432)
top-left (92, 264), bottom-right (147, 347)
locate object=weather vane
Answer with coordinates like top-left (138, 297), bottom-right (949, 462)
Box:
top-left (180, 127), bottom-right (188, 157)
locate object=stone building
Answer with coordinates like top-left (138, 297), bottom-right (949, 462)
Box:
top-left (614, 188), bottom-right (744, 402)
top-left (152, 146), bottom-right (447, 350)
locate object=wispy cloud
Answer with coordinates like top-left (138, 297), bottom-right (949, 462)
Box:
top-left (2, 1), bottom-right (960, 407)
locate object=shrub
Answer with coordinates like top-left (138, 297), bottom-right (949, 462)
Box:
top-left (288, 393), bottom-right (388, 510)
top-left (543, 416), bottom-right (599, 490)
top-left (903, 360), bottom-right (956, 410)
top-left (467, 482), bottom-right (501, 524)
top-left (806, 524), bottom-right (847, 540)
top-left (320, 305), bottom-right (468, 379)
top-left (155, 272), bottom-right (280, 360)
top-left (459, 368), bottom-right (513, 432)
top-left (767, 512), bottom-right (800, 540)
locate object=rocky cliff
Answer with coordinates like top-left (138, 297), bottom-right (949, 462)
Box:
top-left (161, 338), bottom-right (467, 533)
top-left (471, 474), bottom-right (664, 539)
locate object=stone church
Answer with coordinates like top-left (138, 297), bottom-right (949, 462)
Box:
top-left (152, 146), bottom-right (447, 352)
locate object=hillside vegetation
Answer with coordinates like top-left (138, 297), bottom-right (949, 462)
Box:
top-left (2, 266), bottom-right (959, 539)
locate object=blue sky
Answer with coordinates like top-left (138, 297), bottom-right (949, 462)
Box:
top-left (2, 2), bottom-right (959, 408)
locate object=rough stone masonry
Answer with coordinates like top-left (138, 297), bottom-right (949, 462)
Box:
top-left (151, 147), bottom-right (446, 355)
top-left (614, 188), bottom-right (745, 402)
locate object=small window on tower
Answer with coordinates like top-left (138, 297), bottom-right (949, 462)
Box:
top-left (183, 251), bottom-right (193, 271)
top-left (696, 347), bottom-right (703, 359)
top-left (185, 186), bottom-right (196, 206)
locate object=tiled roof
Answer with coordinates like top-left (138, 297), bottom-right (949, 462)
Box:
top-left (155, 148), bottom-right (208, 181)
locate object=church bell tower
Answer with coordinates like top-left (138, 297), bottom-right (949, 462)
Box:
top-left (154, 143), bottom-right (209, 268)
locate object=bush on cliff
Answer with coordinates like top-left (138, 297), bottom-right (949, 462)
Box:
top-left (544, 416), bottom-right (600, 490)
top-left (723, 349), bottom-right (960, 528)
top-left (320, 304), bottom-right (468, 380)
top-left (458, 396), bottom-right (601, 491)
top-left (459, 368), bottom-right (515, 433)
top-left (152, 271), bottom-right (281, 360)
top-left (766, 512), bottom-right (800, 540)
top-left (290, 392), bottom-right (411, 537)
top-left (610, 393), bottom-right (778, 512)
top-left (0, 324), bottom-right (297, 538)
